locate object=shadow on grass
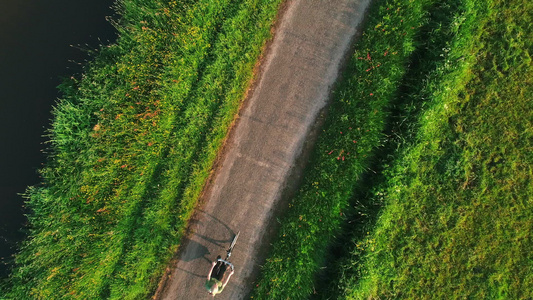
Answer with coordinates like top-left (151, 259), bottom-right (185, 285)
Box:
top-left (312, 1), bottom-right (463, 298)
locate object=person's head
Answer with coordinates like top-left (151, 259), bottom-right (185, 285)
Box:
top-left (209, 284), bottom-right (219, 296)
top-left (205, 279), bottom-right (219, 296)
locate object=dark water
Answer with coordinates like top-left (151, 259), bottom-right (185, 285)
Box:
top-left (0, 0), bottom-right (117, 277)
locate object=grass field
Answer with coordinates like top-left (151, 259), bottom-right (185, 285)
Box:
top-left (2, 0), bottom-right (282, 298)
top-left (342, 0), bottom-right (533, 298)
top-left (251, 0), bottom-right (532, 298)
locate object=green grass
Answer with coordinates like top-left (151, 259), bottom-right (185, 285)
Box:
top-left (251, 0), bottom-right (532, 298)
top-left (3, 0), bottom-right (282, 298)
top-left (343, 0), bottom-right (533, 298)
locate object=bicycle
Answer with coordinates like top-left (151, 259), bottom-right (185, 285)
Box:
top-left (205, 232), bottom-right (240, 296)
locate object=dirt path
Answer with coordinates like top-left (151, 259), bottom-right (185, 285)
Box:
top-left (155, 0), bottom-right (370, 298)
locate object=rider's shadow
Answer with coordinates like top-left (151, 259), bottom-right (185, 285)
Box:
top-left (181, 209), bottom-right (235, 263)
top-left (176, 210), bottom-right (237, 279)
top-left (176, 238), bottom-right (211, 279)
top-left (181, 238), bottom-right (211, 263)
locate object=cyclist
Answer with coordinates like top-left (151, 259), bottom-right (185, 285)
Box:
top-left (205, 256), bottom-right (235, 296)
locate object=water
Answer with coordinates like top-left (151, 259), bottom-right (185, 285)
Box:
top-left (0, 0), bottom-right (117, 277)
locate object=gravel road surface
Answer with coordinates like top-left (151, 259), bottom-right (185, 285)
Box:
top-left (156, 0), bottom-right (370, 298)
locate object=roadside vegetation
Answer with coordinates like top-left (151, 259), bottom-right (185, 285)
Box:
top-left (251, 0), bottom-right (532, 298)
top-left (3, 0), bottom-right (282, 298)
top-left (342, 0), bottom-right (532, 298)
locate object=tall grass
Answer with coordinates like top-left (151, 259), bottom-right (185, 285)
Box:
top-left (3, 0), bottom-right (282, 298)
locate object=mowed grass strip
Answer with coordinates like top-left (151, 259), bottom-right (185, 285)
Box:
top-left (250, 0), bottom-right (438, 298)
top-left (4, 0), bottom-right (282, 298)
top-left (340, 0), bottom-right (533, 298)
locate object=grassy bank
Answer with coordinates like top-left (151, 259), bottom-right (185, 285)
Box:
top-left (251, 0), bottom-right (532, 298)
top-left (343, 0), bottom-right (533, 298)
top-left (3, 0), bottom-right (282, 298)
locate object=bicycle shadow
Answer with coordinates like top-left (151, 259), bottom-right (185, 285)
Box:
top-left (180, 209), bottom-right (236, 265)
top-left (190, 209), bottom-right (236, 248)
